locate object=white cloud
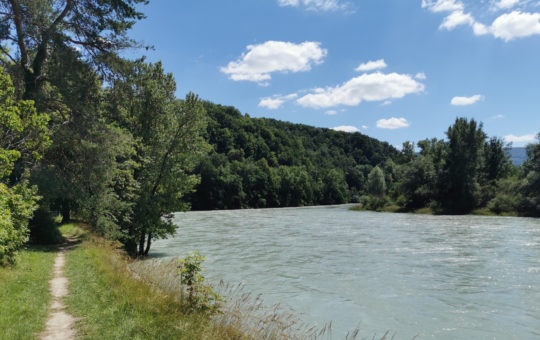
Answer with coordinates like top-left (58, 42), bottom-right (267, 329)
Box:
top-left (325, 110), bottom-right (338, 115)
top-left (376, 117), bottom-right (410, 130)
top-left (491, 114), bottom-right (505, 119)
top-left (494, 0), bottom-right (519, 10)
top-left (332, 125), bottom-right (360, 133)
top-left (415, 72), bottom-right (427, 80)
top-left (440, 10), bottom-right (475, 30)
top-left (259, 98), bottom-right (285, 109)
top-left (355, 59), bottom-right (387, 72)
top-left (361, 125), bottom-right (369, 130)
top-left (473, 22), bottom-right (490, 35)
top-left (296, 72), bottom-right (425, 108)
top-left (221, 41), bottom-right (327, 84)
top-left (504, 133), bottom-right (536, 143)
top-left (258, 93), bottom-right (298, 109)
top-left (382, 100), bottom-right (392, 106)
top-left (422, 0), bottom-right (464, 13)
top-left (451, 94), bottom-right (484, 106)
top-left (490, 11), bottom-right (540, 41)
top-left (424, 2), bottom-right (540, 41)
top-left (277, 0), bottom-right (349, 11)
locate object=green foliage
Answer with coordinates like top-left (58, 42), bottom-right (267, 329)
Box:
top-left (356, 118), bottom-right (535, 216)
top-left (440, 118), bottom-right (486, 213)
top-left (488, 177), bottom-right (523, 214)
top-left (189, 102), bottom-right (398, 210)
top-left (0, 181), bottom-right (38, 264)
top-left (367, 166), bottom-right (386, 198)
top-left (1, 0), bottom-right (147, 99)
top-left (399, 156), bottom-right (437, 210)
top-left (178, 251), bottom-right (222, 311)
top-left (0, 69), bottom-right (49, 264)
top-left (521, 135), bottom-right (540, 216)
top-left (105, 62), bottom-right (208, 256)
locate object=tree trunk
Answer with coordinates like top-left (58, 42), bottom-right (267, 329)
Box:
top-left (61, 200), bottom-right (71, 223)
top-left (125, 226), bottom-right (137, 257)
top-left (144, 233), bottom-right (152, 256)
top-left (138, 232), bottom-right (146, 257)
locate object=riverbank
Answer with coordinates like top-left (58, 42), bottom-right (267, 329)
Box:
top-left (1, 224), bottom-right (254, 340)
top-left (63, 225), bottom-right (257, 339)
top-left (349, 204), bottom-right (522, 217)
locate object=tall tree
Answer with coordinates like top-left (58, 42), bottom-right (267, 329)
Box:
top-left (367, 166), bottom-right (386, 198)
top-left (106, 62), bottom-right (207, 256)
top-left (440, 118), bottom-right (486, 213)
top-left (0, 0), bottom-right (147, 100)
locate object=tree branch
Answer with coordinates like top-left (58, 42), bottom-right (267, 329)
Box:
top-left (49, 0), bottom-right (72, 34)
top-left (33, 0), bottom-right (72, 72)
top-left (7, 0), bottom-right (29, 69)
top-left (0, 45), bottom-right (18, 64)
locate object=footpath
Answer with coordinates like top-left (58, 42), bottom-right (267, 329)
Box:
top-left (40, 244), bottom-right (77, 340)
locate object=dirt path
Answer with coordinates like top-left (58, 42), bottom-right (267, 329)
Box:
top-left (41, 245), bottom-right (77, 340)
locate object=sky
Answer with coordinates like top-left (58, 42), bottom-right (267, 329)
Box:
top-left (126, 0), bottom-right (540, 148)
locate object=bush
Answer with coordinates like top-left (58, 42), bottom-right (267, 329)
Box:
top-left (178, 251), bottom-right (222, 312)
top-left (0, 182), bottom-right (38, 265)
top-left (487, 177), bottom-right (522, 215)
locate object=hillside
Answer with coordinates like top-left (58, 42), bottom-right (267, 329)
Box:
top-left (187, 102), bottom-right (399, 210)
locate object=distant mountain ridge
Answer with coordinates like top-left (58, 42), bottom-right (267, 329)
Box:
top-left (508, 147), bottom-right (527, 166)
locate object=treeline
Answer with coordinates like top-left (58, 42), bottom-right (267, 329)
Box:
top-left (357, 118), bottom-right (540, 216)
top-left (188, 102), bottom-right (399, 209)
top-left (1, 0), bottom-right (207, 263)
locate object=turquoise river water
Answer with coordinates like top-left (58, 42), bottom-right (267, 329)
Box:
top-left (151, 205), bottom-right (540, 339)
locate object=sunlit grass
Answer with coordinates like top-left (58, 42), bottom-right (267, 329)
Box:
top-left (64, 236), bottom-right (252, 339)
top-left (59, 223), bottom-right (87, 240)
top-left (0, 245), bottom-right (57, 340)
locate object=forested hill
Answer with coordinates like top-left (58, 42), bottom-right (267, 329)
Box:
top-left (187, 102), bottom-right (399, 210)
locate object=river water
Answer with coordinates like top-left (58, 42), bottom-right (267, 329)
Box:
top-left (151, 205), bottom-right (540, 339)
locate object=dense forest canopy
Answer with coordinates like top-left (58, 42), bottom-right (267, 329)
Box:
top-left (188, 102), bottom-right (399, 210)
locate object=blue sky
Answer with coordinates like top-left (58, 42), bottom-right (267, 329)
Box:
top-left (127, 0), bottom-right (540, 147)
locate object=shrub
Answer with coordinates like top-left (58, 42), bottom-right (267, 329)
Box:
top-left (178, 251), bottom-right (222, 312)
top-left (0, 182), bottom-right (38, 265)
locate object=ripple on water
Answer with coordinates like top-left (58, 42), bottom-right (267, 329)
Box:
top-left (151, 206), bottom-right (540, 339)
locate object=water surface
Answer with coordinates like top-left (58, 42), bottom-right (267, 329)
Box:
top-left (152, 205), bottom-right (540, 339)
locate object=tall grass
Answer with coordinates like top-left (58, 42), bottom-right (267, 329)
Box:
top-left (129, 259), bottom-right (324, 339)
top-left (64, 236), bottom-right (250, 339)
top-left (129, 257), bottom-right (397, 340)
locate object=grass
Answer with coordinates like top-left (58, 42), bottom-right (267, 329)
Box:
top-left (0, 245), bottom-right (57, 340)
top-left (64, 235), bottom-right (252, 340)
top-left (59, 222), bottom-right (87, 239)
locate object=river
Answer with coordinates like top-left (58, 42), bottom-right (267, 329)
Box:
top-left (151, 205), bottom-right (540, 339)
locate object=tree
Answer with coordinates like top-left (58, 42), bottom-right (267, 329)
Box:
top-left (522, 134), bottom-right (540, 216)
top-left (399, 156), bottom-right (437, 210)
top-left (482, 137), bottom-right (512, 182)
top-left (0, 0), bottom-right (147, 100)
top-left (367, 166), bottom-right (386, 198)
top-left (106, 62), bottom-right (208, 256)
top-left (0, 68), bottom-right (50, 264)
top-left (440, 118), bottom-right (486, 213)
